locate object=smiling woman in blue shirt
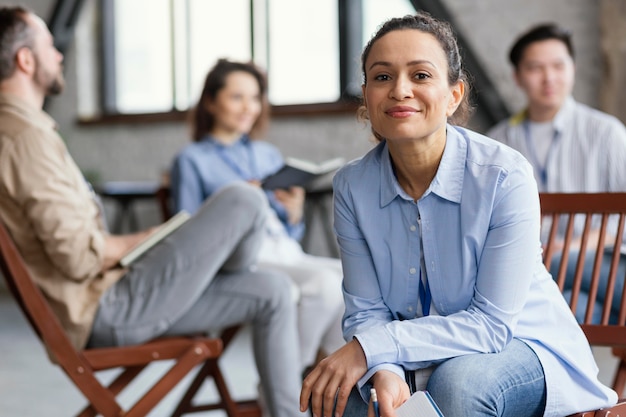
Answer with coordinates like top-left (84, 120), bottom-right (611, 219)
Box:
top-left (299, 11), bottom-right (617, 417)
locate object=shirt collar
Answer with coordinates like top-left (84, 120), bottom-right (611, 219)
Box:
top-left (510, 95), bottom-right (576, 133)
top-left (551, 95), bottom-right (576, 134)
top-left (201, 133), bottom-right (250, 147)
top-left (0, 92), bottom-right (58, 131)
top-left (379, 125), bottom-right (466, 207)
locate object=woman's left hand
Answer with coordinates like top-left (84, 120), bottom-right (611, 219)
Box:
top-left (300, 339), bottom-right (368, 417)
top-left (369, 370), bottom-right (411, 417)
top-left (274, 186), bottom-right (305, 224)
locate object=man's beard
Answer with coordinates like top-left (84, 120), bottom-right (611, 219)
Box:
top-left (46, 75), bottom-right (64, 96)
top-left (34, 55), bottom-right (65, 96)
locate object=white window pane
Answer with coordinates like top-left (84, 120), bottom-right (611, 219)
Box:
top-left (172, 1), bottom-right (189, 110)
top-left (268, 0), bottom-right (339, 105)
top-left (187, 0), bottom-right (251, 106)
top-left (362, 0), bottom-right (416, 47)
top-left (114, 0), bottom-right (172, 113)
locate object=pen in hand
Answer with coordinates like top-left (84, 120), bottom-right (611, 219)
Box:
top-left (371, 388), bottom-right (381, 417)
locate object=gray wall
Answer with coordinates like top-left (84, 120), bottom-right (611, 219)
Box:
top-left (446, 0), bottom-right (601, 114)
top-left (17, 0), bottom-right (604, 255)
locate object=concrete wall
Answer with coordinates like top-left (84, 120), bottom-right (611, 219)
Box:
top-left (445, 0), bottom-right (601, 114)
top-left (599, 0), bottom-right (626, 123)
top-left (14, 0), bottom-right (607, 256)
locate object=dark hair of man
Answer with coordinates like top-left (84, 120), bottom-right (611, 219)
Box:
top-left (508, 23), bottom-right (574, 69)
top-left (191, 58), bottom-right (270, 142)
top-left (358, 11), bottom-right (474, 129)
top-left (0, 6), bottom-right (33, 82)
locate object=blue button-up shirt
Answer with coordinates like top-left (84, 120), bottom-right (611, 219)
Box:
top-left (333, 125), bottom-right (616, 416)
top-left (170, 135), bottom-right (304, 239)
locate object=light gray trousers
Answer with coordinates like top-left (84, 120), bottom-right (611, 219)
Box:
top-left (88, 182), bottom-right (305, 417)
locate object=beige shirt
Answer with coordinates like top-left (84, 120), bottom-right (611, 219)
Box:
top-left (0, 93), bottom-right (124, 350)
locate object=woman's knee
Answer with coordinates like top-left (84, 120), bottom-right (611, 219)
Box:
top-left (427, 355), bottom-right (502, 416)
top-left (428, 354), bottom-right (488, 399)
top-left (427, 340), bottom-right (545, 417)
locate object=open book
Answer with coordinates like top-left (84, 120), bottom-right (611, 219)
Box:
top-left (119, 210), bottom-right (191, 267)
top-left (261, 157), bottom-right (345, 190)
top-left (396, 390), bottom-right (444, 417)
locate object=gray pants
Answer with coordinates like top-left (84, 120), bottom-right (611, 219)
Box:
top-left (88, 182), bottom-right (305, 417)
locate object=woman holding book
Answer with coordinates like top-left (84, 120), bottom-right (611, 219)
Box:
top-left (299, 12), bottom-right (616, 417)
top-left (170, 59), bottom-right (345, 375)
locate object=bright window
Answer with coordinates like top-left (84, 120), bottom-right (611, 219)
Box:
top-left (101, 0), bottom-right (415, 115)
top-left (267, 0), bottom-right (339, 104)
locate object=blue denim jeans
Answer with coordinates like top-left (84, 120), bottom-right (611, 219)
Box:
top-left (342, 339), bottom-right (545, 417)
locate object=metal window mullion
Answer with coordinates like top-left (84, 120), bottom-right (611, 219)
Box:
top-left (101, 0), bottom-right (117, 113)
top-left (339, 0), bottom-right (363, 99)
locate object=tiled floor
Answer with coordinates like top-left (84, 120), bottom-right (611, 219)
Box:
top-left (0, 289), bottom-right (623, 416)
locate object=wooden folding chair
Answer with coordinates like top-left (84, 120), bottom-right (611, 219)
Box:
top-left (0, 220), bottom-right (260, 417)
top-left (156, 183), bottom-right (173, 222)
top-left (540, 192), bottom-right (626, 416)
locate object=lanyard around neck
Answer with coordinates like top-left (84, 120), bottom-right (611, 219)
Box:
top-left (214, 137), bottom-right (259, 180)
top-left (418, 268), bottom-right (431, 317)
top-left (417, 210), bottom-right (431, 316)
top-left (523, 120), bottom-right (560, 189)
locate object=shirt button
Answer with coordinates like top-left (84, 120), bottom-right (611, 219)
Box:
top-left (410, 225), bottom-right (416, 231)
top-left (408, 306), bottom-right (413, 312)
top-left (409, 267), bottom-right (417, 274)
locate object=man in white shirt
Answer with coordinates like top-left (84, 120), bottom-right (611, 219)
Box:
top-left (488, 23), bottom-right (626, 193)
top-left (488, 23), bottom-right (626, 323)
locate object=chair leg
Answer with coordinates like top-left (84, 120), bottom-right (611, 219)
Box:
top-left (170, 362), bottom-right (210, 417)
top-left (611, 357), bottom-right (626, 397)
top-left (75, 366), bottom-right (145, 417)
top-left (209, 360), bottom-right (249, 417)
top-left (126, 344), bottom-right (210, 417)
top-left (171, 326), bottom-right (261, 417)
top-left (171, 359), bottom-right (261, 417)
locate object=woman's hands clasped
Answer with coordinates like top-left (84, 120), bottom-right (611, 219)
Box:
top-left (299, 338), bottom-right (412, 417)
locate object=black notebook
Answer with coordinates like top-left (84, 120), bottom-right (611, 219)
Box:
top-left (261, 157), bottom-right (345, 190)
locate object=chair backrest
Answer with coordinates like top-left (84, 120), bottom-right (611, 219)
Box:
top-left (539, 192), bottom-right (626, 347)
top-left (156, 185), bottom-right (173, 221)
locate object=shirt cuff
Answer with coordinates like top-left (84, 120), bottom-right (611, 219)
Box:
top-left (356, 363), bottom-right (405, 403)
top-left (355, 326), bottom-right (398, 367)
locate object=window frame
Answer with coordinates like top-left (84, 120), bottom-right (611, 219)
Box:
top-left (86, 0), bottom-right (366, 125)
